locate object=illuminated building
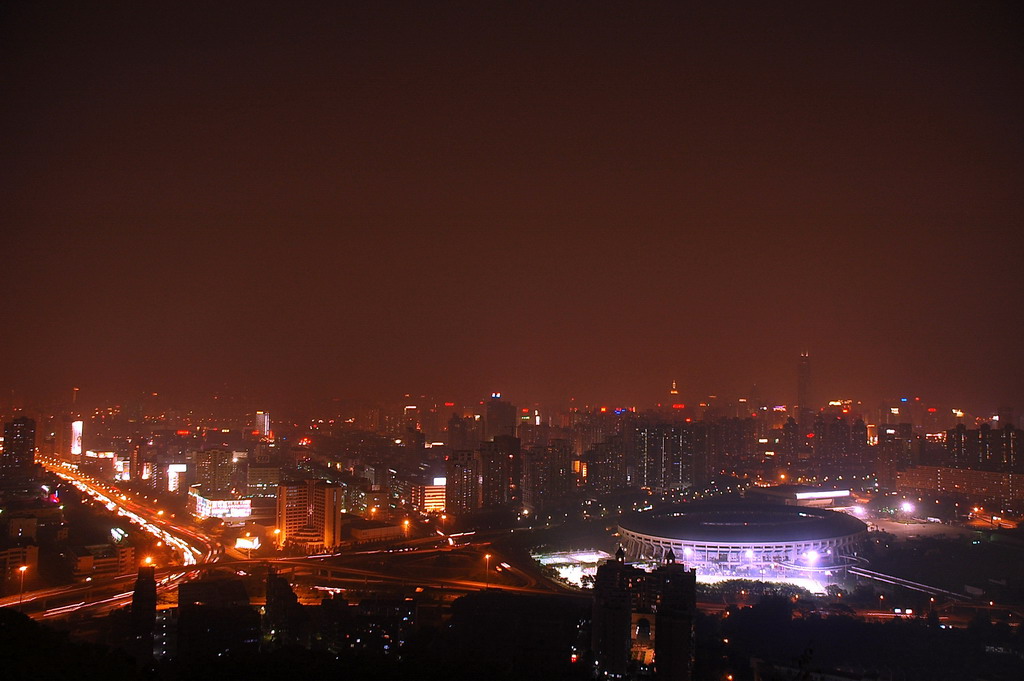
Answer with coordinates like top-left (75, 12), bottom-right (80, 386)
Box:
top-left (275, 479), bottom-right (345, 552)
top-left (945, 423), bottom-right (1022, 472)
top-left (194, 448), bottom-right (234, 493)
top-left (618, 503), bottom-right (867, 583)
top-left (1, 416), bottom-right (36, 472)
top-left (479, 435), bottom-right (520, 507)
top-left (71, 543), bottom-right (136, 580)
top-left (253, 410), bottom-right (271, 437)
top-left (189, 487), bottom-right (252, 522)
top-left (747, 485), bottom-right (852, 508)
top-left (245, 464), bottom-right (281, 498)
top-left (521, 438), bottom-right (574, 510)
top-left (0, 542), bottom-right (38, 577)
top-left (633, 422), bottom-right (699, 492)
top-left (410, 477), bottom-right (446, 512)
top-left (896, 465), bottom-right (1024, 502)
top-left (583, 435), bottom-right (627, 495)
top-left (445, 450), bottom-right (481, 514)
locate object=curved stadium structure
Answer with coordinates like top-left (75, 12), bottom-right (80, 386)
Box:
top-left (618, 503), bottom-right (868, 579)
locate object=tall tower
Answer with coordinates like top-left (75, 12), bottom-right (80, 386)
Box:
top-left (2, 417), bottom-right (36, 472)
top-left (797, 352), bottom-right (813, 434)
top-left (130, 565), bottom-right (157, 660)
top-left (653, 554), bottom-right (697, 681)
top-left (591, 548), bottom-right (634, 679)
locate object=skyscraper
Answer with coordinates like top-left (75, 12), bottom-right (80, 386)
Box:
top-left (797, 352), bottom-right (813, 434)
top-left (195, 448), bottom-right (235, 493)
top-left (445, 450), bottom-right (481, 514)
top-left (2, 416), bottom-right (36, 472)
top-left (652, 555), bottom-right (697, 681)
top-left (484, 395), bottom-right (517, 441)
top-left (130, 565), bottom-right (157, 660)
top-left (591, 548), bottom-right (636, 679)
top-left (253, 411), bottom-right (271, 438)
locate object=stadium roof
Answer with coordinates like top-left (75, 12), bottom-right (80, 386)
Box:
top-left (619, 503), bottom-right (867, 543)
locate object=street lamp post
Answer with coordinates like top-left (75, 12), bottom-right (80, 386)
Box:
top-left (484, 553), bottom-right (491, 590)
top-left (18, 565), bottom-right (28, 609)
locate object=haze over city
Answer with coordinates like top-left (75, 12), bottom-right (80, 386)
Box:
top-left (2, 4), bottom-right (1024, 681)
top-left (2, 2), bottom-right (1022, 411)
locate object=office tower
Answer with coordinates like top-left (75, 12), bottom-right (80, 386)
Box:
top-left (484, 395), bottom-right (517, 441)
top-left (584, 435), bottom-right (627, 496)
top-left (479, 435), bottom-right (520, 507)
top-left (445, 450), bottom-right (481, 514)
top-left (652, 555), bottom-right (697, 681)
top-left (195, 448), bottom-right (234, 493)
top-left (246, 464), bottom-right (280, 498)
top-left (591, 548), bottom-right (634, 679)
top-left (253, 411), bottom-right (271, 438)
top-left (2, 416), bottom-right (36, 472)
top-left (276, 480), bottom-right (345, 552)
top-left (851, 418), bottom-right (868, 463)
top-left (814, 415), bottom-right (852, 468)
top-left (447, 413), bottom-right (483, 451)
top-left (797, 352), bottom-right (813, 434)
top-left (876, 423), bottom-right (914, 489)
top-left (520, 438), bottom-right (574, 511)
top-left (634, 422), bottom-right (696, 492)
top-left (130, 565), bottom-right (157, 660)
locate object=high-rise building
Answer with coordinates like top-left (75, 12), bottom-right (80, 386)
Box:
top-left (447, 413), bottom-right (483, 451)
top-left (276, 480), bottom-right (346, 552)
top-left (253, 411), bottom-right (271, 438)
top-left (484, 395), bottom-right (517, 441)
top-left (479, 435), bottom-right (520, 507)
top-left (591, 548), bottom-right (635, 679)
top-left (130, 565), bottom-right (157, 660)
top-left (445, 450), bottom-right (481, 514)
top-left (584, 435), bottom-right (627, 496)
top-left (797, 352), bottom-right (813, 434)
top-left (2, 416), bottom-right (36, 472)
top-left (652, 556), bottom-right (697, 681)
top-left (195, 448), bottom-right (235, 494)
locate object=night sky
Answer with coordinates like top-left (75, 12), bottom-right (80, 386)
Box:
top-left (2, 2), bottom-right (1022, 410)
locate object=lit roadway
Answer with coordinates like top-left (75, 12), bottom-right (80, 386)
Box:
top-left (2, 458), bottom-right (222, 619)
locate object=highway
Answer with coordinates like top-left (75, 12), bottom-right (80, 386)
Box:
top-left (3, 459), bottom-right (222, 619)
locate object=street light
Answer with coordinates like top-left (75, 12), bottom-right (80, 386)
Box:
top-left (484, 553), bottom-right (492, 590)
top-left (18, 565), bottom-right (28, 609)
top-left (273, 528), bottom-right (282, 548)
top-left (403, 519), bottom-right (410, 536)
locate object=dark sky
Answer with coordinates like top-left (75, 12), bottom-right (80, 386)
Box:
top-left (2, 2), bottom-right (1022, 411)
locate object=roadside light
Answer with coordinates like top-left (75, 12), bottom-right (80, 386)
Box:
top-left (143, 556), bottom-right (153, 566)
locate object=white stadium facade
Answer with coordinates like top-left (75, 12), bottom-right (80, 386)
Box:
top-left (618, 503), bottom-right (868, 582)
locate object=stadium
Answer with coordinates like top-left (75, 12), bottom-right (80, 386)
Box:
top-left (618, 503), bottom-right (868, 586)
